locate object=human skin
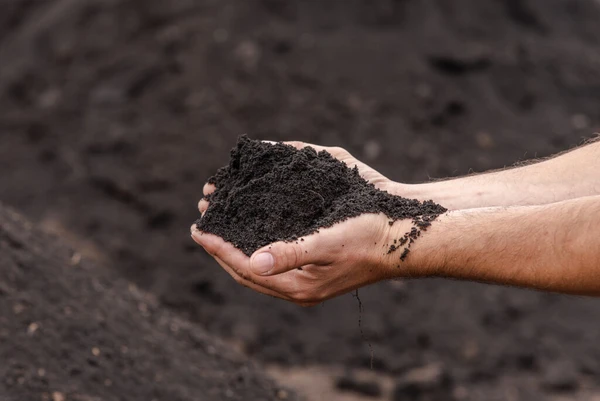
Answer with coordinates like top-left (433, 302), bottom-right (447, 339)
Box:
top-left (192, 139), bottom-right (600, 305)
top-left (400, 139), bottom-right (600, 210)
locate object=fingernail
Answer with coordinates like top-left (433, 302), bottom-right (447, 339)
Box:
top-left (251, 252), bottom-right (274, 275)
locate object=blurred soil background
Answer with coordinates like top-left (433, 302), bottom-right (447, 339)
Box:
top-left (0, 204), bottom-right (294, 401)
top-left (1, 0), bottom-right (600, 400)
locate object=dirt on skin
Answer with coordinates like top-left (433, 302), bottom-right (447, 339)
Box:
top-left (196, 136), bottom-right (445, 256)
top-left (2, 0), bottom-right (600, 400)
top-left (0, 204), bottom-right (295, 401)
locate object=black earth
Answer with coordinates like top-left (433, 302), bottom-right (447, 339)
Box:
top-left (1, 0), bottom-right (600, 400)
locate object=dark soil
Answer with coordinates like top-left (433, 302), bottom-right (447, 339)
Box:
top-left (336, 375), bottom-right (382, 398)
top-left (197, 136), bottom-right (445, 256)
top-left (0, 204), bottom-right (295, 401)
top-left (2, 0), bottom-right (600, 400)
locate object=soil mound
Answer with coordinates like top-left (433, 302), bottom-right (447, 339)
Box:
top-left (0, 204), bottom-right (294, 401)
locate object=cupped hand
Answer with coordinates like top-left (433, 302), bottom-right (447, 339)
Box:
top-left (191, 212), bottom-right (414, 306)
top-left (195, 140), bottom-right (418, 305)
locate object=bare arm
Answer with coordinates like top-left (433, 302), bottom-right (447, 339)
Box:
top-left (194, 194), bottom-right (600, 303)
top-left (409, 195), bottom-right (600, 296)
top-left (193, 139), bottom-right (600, 305)
top-left (399, 139), bottom-right (600, 210)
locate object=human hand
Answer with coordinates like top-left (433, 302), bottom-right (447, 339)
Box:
top-left (194, 140), bottom-right (432, 305)
top-left (191, 212), bottom-right (418, 306)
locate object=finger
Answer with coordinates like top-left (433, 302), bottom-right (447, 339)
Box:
top-left (212, 256), bottom-right (294, 301)
top-left (203, 183), bottom-right (216, 196)
top-left (191, 225), bottom-right (291, 301)
top-left (192, 231), bottom-right (250, 271)
top-left (198, 199), bottom-right (209, 214)
top-left (216, 256), bottom-right (319, 306)
top-left (250, 234), bottom-right (332, 276)
top-left (190, 227), bottom-right (302, 297)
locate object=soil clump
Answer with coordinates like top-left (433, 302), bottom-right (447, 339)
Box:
top-left (196, 136), bottom-right (447, 256)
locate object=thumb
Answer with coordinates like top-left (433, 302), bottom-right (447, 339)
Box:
top-left (250, 237), bottom-right (325, 276)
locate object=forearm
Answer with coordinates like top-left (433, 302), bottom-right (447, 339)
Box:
top-left (398, 139), bottom-right (600, 210)
top-left (406, 195), bottom-right (600, 296)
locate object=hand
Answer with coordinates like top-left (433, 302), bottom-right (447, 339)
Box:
top-left (192, 212), bottom-right (416, 306)
top-left (194, 141), bottom-right (423, 306)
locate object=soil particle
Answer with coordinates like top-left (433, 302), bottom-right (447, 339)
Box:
top-left (389, 223), bottom-right (424, 260)
top-left (196, 136), bottom-right (446, 256)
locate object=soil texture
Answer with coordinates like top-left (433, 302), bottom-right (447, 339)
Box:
top-left (0, 204), bottom-right (294, 401)
top-left (2, 0), bottom-right (600, 400)
top-left (197, 136), bottom-right (445, 256)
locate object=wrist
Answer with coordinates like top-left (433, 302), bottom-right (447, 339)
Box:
top-left (377, 216), bottom-right (440, 279)
top-left (384, 210), bottom-right (465, 279)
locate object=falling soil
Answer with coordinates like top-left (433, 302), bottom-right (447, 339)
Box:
top-left (196, 136), bottom-right (446, 256)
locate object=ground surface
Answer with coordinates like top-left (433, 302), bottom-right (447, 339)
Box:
top-left (0, 204), bottom-right (294, 401)
top-left (1, 0), bottom-right (600, 400)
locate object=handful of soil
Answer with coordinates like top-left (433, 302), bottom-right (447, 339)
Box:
top-left (195, 136), bottom-right (446, 257)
